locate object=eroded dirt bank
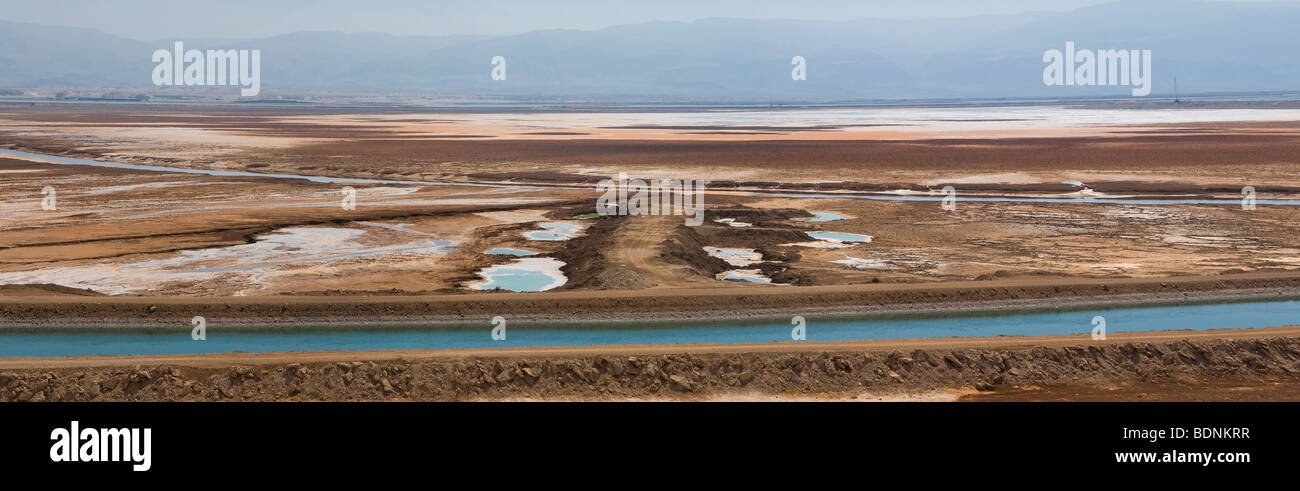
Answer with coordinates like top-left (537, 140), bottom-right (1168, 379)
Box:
top-left (3, 327), bottom-right (1299, 401)
top-left (3, 272), bottom-right (1300, 326)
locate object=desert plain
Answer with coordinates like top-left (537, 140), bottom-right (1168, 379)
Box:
top-left (2, 100), bottom-right (1300, 401)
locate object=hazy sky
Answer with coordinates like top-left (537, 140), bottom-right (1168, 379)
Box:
top-left (0, 0), bottom-right (1119, 39)
top-left (5, 0), bottom-right (1295, 39)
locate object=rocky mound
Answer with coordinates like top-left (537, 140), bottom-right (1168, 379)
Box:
top-left (4, 336), bottom-right (1299, 401)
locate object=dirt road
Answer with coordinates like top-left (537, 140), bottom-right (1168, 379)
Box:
top-left (607, 215), bottom-right (715, 287)
top-left (2, 270), bottom-right (1299, 325)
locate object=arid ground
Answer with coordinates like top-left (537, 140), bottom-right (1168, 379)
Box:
top-left (3, 327), bottom-right (1299, 402)
top-left (3, 101), bottom-right (1300, 400)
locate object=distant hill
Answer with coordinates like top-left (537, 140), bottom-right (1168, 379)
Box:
top-left (2, 0), bottom-right (1297, 101)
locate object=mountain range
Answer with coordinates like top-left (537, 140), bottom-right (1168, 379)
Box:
top-left (1, 0), bottom-right (1296, 101)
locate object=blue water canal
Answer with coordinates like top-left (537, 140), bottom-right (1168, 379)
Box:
top-left (2, 299), bottom-right (1298, 357)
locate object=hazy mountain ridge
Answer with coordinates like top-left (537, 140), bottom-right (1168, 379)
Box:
top-left (1, 1), bottom-right (1296, 101)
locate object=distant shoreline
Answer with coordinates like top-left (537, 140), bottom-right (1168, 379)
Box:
top-left (4, 91), bottom-right (1300, 112)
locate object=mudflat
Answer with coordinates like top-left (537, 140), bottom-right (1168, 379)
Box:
top-left (1, 271), bottom-right (1300, 325)
top-left (5, 102), bottom-right (1299, 303)
top-left (3, 101), bottom-right (1300, 400)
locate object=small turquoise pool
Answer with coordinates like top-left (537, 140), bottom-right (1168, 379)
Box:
top-left (484, 248), bottom-right (538, 256)
top-left (803, 211), bottom-right (847, 222)
top-left (470, 257), bottom-right (567, 292)
top-left (807, 231), bottom-right (872, 243)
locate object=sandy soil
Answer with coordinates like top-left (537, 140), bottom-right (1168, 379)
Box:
top-left (3, 143), bottom-right (1300, 298)
top-left (4, 103), bottom-right (1298, 294)
top-left (3, 326), bottom-right (1298, 401)
top-left (0, 154), bottom-right (593, 296)
top-left (2, 102), bottom-right (1300, 403)
top-left (2, 271), bottom-right (1299, 326)
top-left (5, 103), bottom-right (1300, 195)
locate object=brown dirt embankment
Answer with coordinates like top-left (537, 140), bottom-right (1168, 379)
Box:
top-left (2, 327), bottom-right (1299, 401)
top-left (2, 272), bottom-right (1300, 326)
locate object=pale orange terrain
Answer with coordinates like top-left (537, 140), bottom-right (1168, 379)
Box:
top-left (3, 102), bottom-right (1300, 401)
